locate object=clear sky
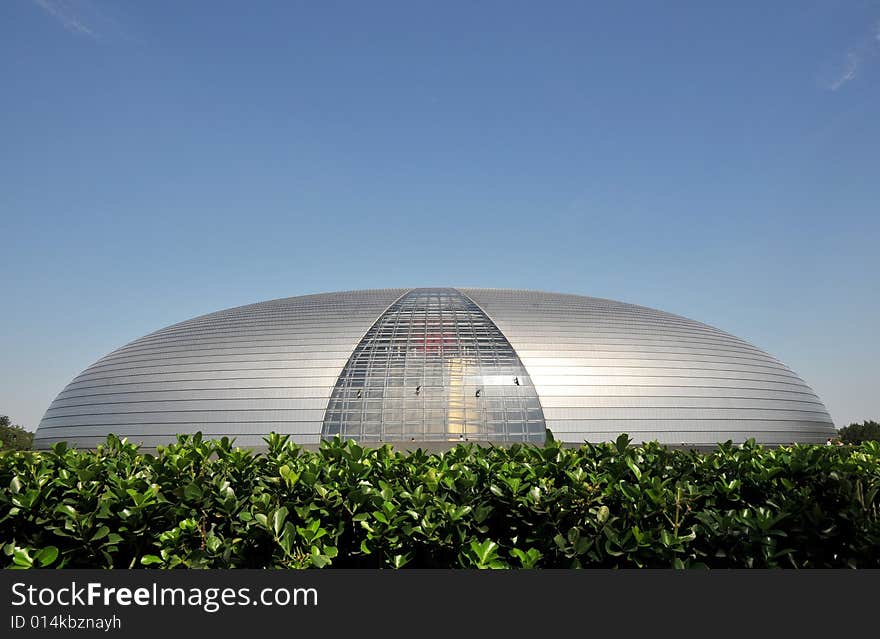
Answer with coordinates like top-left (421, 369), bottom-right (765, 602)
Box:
top-left (2, 1), bottom-right (878, 432)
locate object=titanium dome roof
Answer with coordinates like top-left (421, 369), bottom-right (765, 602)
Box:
top-left (35, 288), bottom-right (835, 449)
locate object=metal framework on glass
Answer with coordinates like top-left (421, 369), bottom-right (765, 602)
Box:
top-left (322, 288), bottom-right (546, 443)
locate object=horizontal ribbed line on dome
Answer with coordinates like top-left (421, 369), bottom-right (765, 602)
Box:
top-left (67, 374), bottom-right (341, 389)
top-left (45, 401), bottom-right (330, 416)
top-left (74, 358), bottom-right (804, 382)
top-left (170, 305), bottom-right (385, 317)
top-left (109, 322), bottom-right (371, 346)
top-left (551, 428), bottom-right (831, 433)
top-left (546, 423), bottom-right (835, 435)
top-left (47, 393), bottom-right (827, 412)
top-left (537, 396), bottom-right (825, 408)
top-left (150, 313), bottom-right (384, 330)
top-left (102, 339), bottom-right (362, 362)
top-left (547, 432), bottom-right (832, 444)
top-left (131, 331), bottom-right (369, 344)
top-left (37, 420), bottom-right (834, 437)
top-left (149, 296), bottom-right (404, 320)
top-left (488, 310), bottom-right (741, 341)
top-left (39, 410), bottom-right (833, 428)
top-left (33, 433), bottom-right (323, 445)
top-left (474, 301), bottom-right (708, 314)
top-left (486, 316), bottom-right (738, 333)
top-left (478, 304), bottom-right (708, 316)
top-left (154, 308), bottom-right (390, 320)
top-left (48, 397), bottom-right (326, 410)
top-left (59, 370), bottom-right (821, 392)
top-left (503, 335), bottom-right (768, 353)
top-left (61, 376), bottom-right (339, 391)
top-left (94, 345), bottom-right (358, 365)
top-left (122, 324), bottom-right (763, 353)
top-left (38, 414), bottom-right (329, 428)
top-left (523, 359), bottom-right (794, 376)
top-left (499, 332), bottom-right (764, 352)
top-left (544, 417), bottom-right (834, 424)
top-left (60, 377), bottom-right (817, 397)
top-left (149, 310), bottom-right (383, 328)
top-left (36, 424), bottom-right (323, 435)
top-left (508, 336), bottom-right (773, 352)
top-left (524, 363), bottom-right (800, 378)
top-left (541, 407), bottom-right (830, 420)
top-left (49, 388), bottom-right (827, 408)
top-left (52, 382), bottom-right (823, 403)
top-left (532, 379), bottom-right (813, 391)
top-left (54, 387), bottom-right (334, 402)
top-left (490, 308), bottom-right (693, 319)
top-left (525, 384), bottom-right (820, 397)
top-left (518, 333), bottom-right (759, 354)
top-left (127, 328), bottom-right (375, 347)
top-left (67, 369), bottom-right (811, 390)
top-left (528, 370), bottom-right (809, 384)
top-left (103, 337), bottom-right (779, 363)
top-left (44, 404), bottom-right (830, 422)
top-left (144, 308), bottom-right (388, 326)
top-left (162, 292), bottom-right (405, 312)
top-left (150, 313), bottom-right (735, 335)
top-left (72, 366), bottom-right (346, 384)
top-left (83, 356), bottom-right (350, 374)
top-left (517, 349), bottom-right (786, 365)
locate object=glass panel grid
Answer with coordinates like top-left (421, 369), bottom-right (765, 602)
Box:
top-left (322, 288), bottom-right (546, 443)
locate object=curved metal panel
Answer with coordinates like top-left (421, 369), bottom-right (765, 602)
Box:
top-left (461, 288), bottom-right (835, 445)
top-left (35, 289), bottom-right (409, 449)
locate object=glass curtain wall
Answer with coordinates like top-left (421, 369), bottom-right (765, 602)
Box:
top-left (322, 288), bottom-right (546, 442)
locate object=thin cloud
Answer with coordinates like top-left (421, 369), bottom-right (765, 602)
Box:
top-left (32, 0), bottom-right (96, 37)
top-left (829, 50), bottom-right (860, 91)
top-left (824, 19), bottom-right (880, 91)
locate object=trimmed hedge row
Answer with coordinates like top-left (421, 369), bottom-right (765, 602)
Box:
top-left (2, 433), bottom-right (879, 568)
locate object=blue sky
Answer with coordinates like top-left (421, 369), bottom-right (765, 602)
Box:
top-left (2, 0), bottom-right (878, 431)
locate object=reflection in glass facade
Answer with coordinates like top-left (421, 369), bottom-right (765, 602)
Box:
top-left (322, 289), bottom-right (546, 443)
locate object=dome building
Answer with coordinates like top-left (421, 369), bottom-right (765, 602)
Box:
top-left (34, 288), bottom-right (835, 449)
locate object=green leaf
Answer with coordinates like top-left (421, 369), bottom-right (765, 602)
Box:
top-left (279, 523), bottom-right (295, 556)
top-left (140, 555), bottom-right (163, 566)
top-left (55, 504), bottom-right (78, 519)
top-left (625, 458), bottom-right (642, 480)
top-left (597, 505), bottom-right (610, 524)
top-left (206, 535), bottom-right (222, 553)
top-left (660, 530), bottom-right (674, 548)
top-left (91, 526), bottom-right (111, 542)
top-left (470, 539), bottom-right (500, 565)
top-left (35, 546), bottom-right (59, 567)
top-left (510, 547), bottom-right (542, 568)
top-left (310, 549), bottom-right (332, 568)
top-left (272, 507), bottom-right (289, 536)
top-left (12, 548), bottom-right (33, 568)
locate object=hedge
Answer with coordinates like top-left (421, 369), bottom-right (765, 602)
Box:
top-left (2, 433), bottom-right (879, 568)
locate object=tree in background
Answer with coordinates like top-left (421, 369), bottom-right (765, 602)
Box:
top-left (0, 415), bottom-right (33, 451)
top-left (838, 420), bottom-right (880, 445)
